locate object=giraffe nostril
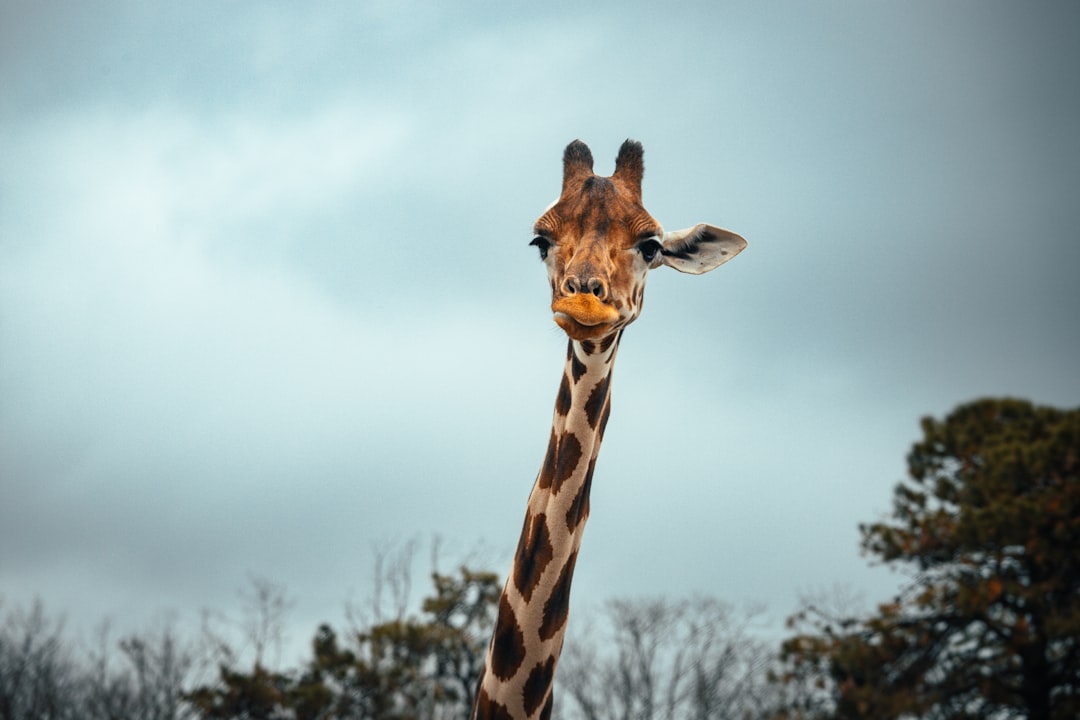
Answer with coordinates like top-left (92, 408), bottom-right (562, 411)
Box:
top-left (563, 276), bottom-right (608, 299)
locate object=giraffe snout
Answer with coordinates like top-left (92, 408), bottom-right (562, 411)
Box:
top-left (561, 274), bottom-right (609, 302)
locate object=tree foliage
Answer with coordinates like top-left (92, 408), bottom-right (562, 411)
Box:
top-left (774, 398), bottom-right (1080, 720)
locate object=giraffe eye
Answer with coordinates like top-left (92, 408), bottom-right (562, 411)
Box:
top-left (530, 236), bottom-right (552, 260)
top-left (637, 238), bottom-right (663, 263)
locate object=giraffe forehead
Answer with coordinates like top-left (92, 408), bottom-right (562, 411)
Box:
top-left (536, 175), bottom-right (658, 247)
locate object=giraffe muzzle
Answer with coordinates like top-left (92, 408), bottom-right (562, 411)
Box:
top-left (551, 294), bottom-right (619, 330)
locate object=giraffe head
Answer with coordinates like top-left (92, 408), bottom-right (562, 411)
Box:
top-left (531, 139), bottom-right (746, 342)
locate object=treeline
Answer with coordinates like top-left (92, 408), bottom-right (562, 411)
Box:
top-left (0, 570), bottom-right (781, 719)
top-left (0, 599), bottom-right (193, 720)
top-left (2, 398), bottom-right (1077, 719)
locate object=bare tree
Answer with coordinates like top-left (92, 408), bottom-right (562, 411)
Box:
top-left (369, 537), bottom-right (419, 626)
top-left (0, 599), bottom-right (79, 720)
top-left (237, 574), bottom-right (295, 671)
top-left (118, 622), bottom-right (194, 720)
top-left (0, 600), bottom-right (199, 720)
top-left (82, 618), bottom-right (199, 720)
top-left (558, 597), bottom-right (779, 720)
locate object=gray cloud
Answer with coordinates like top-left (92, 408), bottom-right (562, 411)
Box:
top-left (2, 0), bottom-right (1078, 662)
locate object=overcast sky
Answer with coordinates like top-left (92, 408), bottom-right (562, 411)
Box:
top-left (2, 0), bottom-right (1078, 664)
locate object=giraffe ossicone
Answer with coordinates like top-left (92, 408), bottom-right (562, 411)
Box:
top-left (472, 139), bottom-right (745, 720)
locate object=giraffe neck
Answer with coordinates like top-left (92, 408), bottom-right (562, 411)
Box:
top-left (473, 333), bottom-right (620, 720)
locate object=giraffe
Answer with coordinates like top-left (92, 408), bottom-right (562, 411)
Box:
top-left (472, 139), bottom-right (746, 719)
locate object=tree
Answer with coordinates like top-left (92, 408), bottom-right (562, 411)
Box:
top-left (238, 575), bottom-right (295, 672)
top-left (419, 567), bottom-right (500, 709)
top-left (185, 566), bottom-right (500, 719)
top-left (91, 621), bottom-right (196, 720)
top-left (0, 599), bottom-right (78, 720)
top-left (319, 566), bottom-right (498, 719)
top-left (0, 599), bottom-right (199, 720)
top-left (558, 596), bottom-right (779, 720)
top-left (774, 398), bottom-right (1080, 720)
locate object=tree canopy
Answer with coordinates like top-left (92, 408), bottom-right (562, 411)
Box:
top-left (775, 398), bottom-right (1080, 720)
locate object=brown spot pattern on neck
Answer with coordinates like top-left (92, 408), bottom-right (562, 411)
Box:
top-left (539, 550), bottom-right (577, 641)
top-left (583, 374), bottom-right (610, 430)
top-left (569, 342), bottom-right (587, 383)
top-left (555, 373), bottom-right (572, 417)
top-left (522, 656), bottom-right (556, 716)
top-left (513, 512), bottom-right (553, 603)
top-left (550, 432), bottom-right (582, 495)
top-left (489, 595), bottom-right (526, 680)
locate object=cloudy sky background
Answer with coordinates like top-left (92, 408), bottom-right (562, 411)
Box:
top-left (2, 0), bottom-right (1078, 662)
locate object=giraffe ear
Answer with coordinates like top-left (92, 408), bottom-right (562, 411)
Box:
top-left (660, 224), bottom-right (747, 275)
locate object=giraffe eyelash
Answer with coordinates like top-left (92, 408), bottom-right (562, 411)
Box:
top-left (530, 236), bottom-right (552, 260)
